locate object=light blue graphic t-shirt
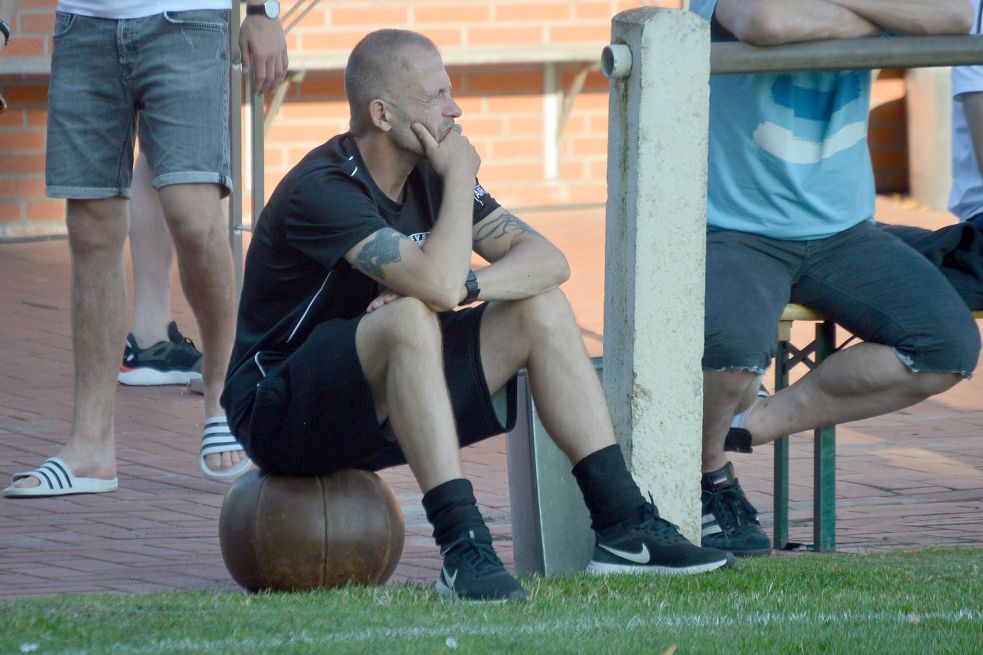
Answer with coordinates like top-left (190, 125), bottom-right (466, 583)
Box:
top-left (690, 0), bottom-right (875, 239)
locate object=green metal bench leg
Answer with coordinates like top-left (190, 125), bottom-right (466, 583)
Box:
top-left (773, 338), bottom-right (791, 550)
top-left (813, 320), bottom-right (837, 551)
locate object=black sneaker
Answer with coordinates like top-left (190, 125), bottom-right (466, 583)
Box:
top-left (588, 501), bottom-right (734, 575)
top-left (435, 526), bottom-right (526, 602)
top-left (118, 322), bottom-right (203, 386)
top-left (701, 462), bottom-right (771, 557)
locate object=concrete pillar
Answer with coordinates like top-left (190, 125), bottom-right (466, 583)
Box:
top-left (603, 7), bottom-right (710, 541)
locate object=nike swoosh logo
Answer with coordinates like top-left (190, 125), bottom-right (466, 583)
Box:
top-left (599, 543), bottom-right (650, 564)
top-left (442, 566), bottom-right (458, 589)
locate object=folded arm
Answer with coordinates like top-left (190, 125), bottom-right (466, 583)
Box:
top-left (346, 127), bottom-right (479, 312)
top-left (715, 0), bottom-right (972, 46)
top-left (469, 207), bottom-right (570, 302)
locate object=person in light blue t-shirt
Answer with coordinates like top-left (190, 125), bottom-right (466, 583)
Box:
top-left (951, 0), bottom-right (983, 226)
top-left (690, 0), bottom-right (980, 558)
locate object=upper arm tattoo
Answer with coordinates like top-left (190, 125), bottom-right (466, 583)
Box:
top-left (353, 228), bottom-right (404, 280)
top-left (473, 210), bottom-right (543, 244)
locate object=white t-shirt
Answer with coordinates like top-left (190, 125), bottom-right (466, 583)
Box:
top-left (57, 1), bottom-right (230, 19)
top-left (949, 0), bottom-right (983, 222)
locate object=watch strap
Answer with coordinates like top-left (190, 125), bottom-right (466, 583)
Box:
top-left (461, 270), bottom-right (480, 305)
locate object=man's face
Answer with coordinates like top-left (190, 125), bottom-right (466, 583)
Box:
top-left (385, 46), bottom-right (462, 156)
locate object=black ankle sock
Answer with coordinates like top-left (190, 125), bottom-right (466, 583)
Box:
top-left (724, 427), bottom-right (753, 453)
top-left (422, 478), bottom-right (486, 547)
top-left (572, 444), bottom-right (647, 533)
top-left (702, 461), bottom-right (738, 491)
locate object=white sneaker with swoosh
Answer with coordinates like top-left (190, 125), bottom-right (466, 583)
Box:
top-left (597, 542), bottom-right (651, 564)
top-left (434, 527), bottom-right (527, 602)
top-left (587, 502), bottom-right (734, 575)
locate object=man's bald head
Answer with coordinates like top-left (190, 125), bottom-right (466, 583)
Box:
top-left (345, 29), bottom-right (441, 133)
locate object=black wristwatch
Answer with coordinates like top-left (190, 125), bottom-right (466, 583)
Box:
top-left (246, 0), bottom-right (280, 18)
top-left (0, 19), bottom-right (11, 47)
top-left (461, 270), bottom-right (480, 305)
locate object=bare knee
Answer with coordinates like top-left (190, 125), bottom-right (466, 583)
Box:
top-left (166, 210), bottom-right (225, 259)
top-left (66, 199), bottom-right (128, 256)
top-left (157, 186), bottom-right (225, 256)
top-left (372, 297), bottom-right (442, 354)
top-left (512, 288), bottom-right (577, 341)
top-left (704, 368), bottom-right (758, 403)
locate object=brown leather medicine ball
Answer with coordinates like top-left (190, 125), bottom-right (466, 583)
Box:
top-left (219, 469), bottom-right (405, 592)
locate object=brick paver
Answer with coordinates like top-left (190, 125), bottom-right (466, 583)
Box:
top-left (1, 197), bottom-right (981, 599)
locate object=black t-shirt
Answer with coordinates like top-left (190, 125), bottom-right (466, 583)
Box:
top-left (223, 132), bottom-right (500, 398)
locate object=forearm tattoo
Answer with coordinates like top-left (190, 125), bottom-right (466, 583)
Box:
top-left (353, 228), bottom-right (403, 280)
top-left (473, 210), bottom-right (543, 243)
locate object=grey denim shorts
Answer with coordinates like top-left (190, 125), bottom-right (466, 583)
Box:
top-left (703, 221), bottom-right (980, 377)
top-left (45, 10), bottom-right (232, 199)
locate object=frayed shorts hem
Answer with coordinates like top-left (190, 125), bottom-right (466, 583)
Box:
top-left (892, 348), bottom-right (974, 380)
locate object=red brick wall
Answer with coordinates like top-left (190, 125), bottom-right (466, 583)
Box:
top-left (0, 0), bottom-right (914, 239)
top-left (282, 0), bottom-right (659, 52)
top-left (252, 63), bottom-right (611, 216)
top-left (0, 0), bottom-right (57, 237)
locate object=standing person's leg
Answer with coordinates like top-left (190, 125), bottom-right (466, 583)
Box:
top-left (6, 199), bottom-right (130, 490)
top-left (5, 13), bottom-right (134, 496)
top-left (135, 9), bottom-right (245, 479)
top-left (118, 151), bottom-right (203, 387)
top-left (129, 151), bottom-right (173, 347)
top-left (477, 288), bottom-right (733, 574)
top-left (5, 201), bottom-right (130, 494)
top-left (62, 199), bottom-right (130, 475)
top-left (156, 184), bottom-right (241, 476)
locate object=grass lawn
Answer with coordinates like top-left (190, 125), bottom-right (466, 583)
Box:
top-left (1, 548), bottom-right (981, 655)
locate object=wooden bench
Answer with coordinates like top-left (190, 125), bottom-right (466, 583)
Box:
top-left (774, 304), bottom-right (983, 552)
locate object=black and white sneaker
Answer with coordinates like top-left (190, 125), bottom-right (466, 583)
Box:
top-left (435, 526), bottom-right (526, 602)
top-left (701, 462), bottom-right (772, 557)
top-left (118, 322), bottom-right (203, 386)
top-left (588, 501), bottom-right (734, 575)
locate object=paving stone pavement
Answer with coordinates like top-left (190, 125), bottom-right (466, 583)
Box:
top-left (1, 197), bottom-right (981, 599)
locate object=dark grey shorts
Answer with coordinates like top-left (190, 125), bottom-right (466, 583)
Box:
top-left (227, 304), bottom-right (518, 477)
top-left (45, 11), bottom-right (232, 198)
top-left (703, 221), bottom-right (980, 376)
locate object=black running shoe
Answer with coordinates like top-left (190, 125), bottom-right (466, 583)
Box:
top-left (435, 526), bottom-right (526, 602)
top-left (588, 501), bottom-right (734, 575)
top-left (701, 462), bottom-right (771, 557)
top-left (118, 322), bottom-right (203, 386)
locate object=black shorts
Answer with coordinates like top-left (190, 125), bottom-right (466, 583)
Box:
top-left (703, 221), bottom-right (980, 376)
top-left (227, 304), bottom-right (517, 476)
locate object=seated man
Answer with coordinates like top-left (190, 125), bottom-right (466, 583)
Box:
top-left (690, 0), bottom-right (980, 556)
top-left (221, 29), bottom-right (732, 602)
